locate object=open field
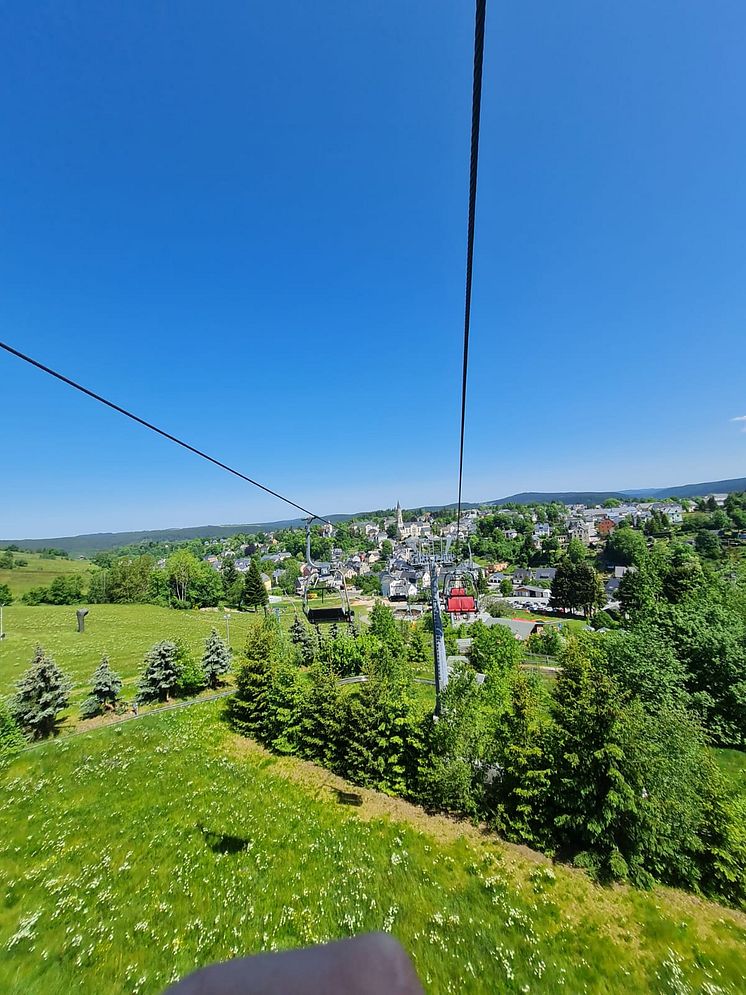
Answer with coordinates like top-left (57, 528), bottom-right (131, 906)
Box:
top-left (0, 604), bottom-right (263, 715)
top-left (1, 700), bottom-right (745, 994)
top-left (0, 553), bottom-right (95, 598)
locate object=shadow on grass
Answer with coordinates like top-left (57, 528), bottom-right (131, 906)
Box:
top-left (333, 788), bottom-right (363, 807)
top-left (198, 825), bottom-right (251, 854)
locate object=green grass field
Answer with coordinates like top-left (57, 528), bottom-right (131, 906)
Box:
top-left (716, 748), bottom-right (746, 799)
top-left (1, 701), bottom-right (744, 994)
top-left (0, 553), bottom-right (95, 598)
top-left (0, 604), bottom-right (265, 716)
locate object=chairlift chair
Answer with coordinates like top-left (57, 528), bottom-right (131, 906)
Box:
top-left (302, 518), bottom-right (354, 625)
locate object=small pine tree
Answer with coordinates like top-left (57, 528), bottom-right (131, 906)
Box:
top-left (0, 700), bottom-right (24, 764)
top-left (407, 627), bottom-right (430, 665)
top-left (550, 639), bottom-right (637, 880)
top-left (80, 654), bottom-right (123, 718)
top-left (299, 664), bottom-right (342, 767)
top-left (494, 674), bottom-right (552, 848)
top-left (230, 653), bottom-right (273, 740)
top-left (11, 646), bottom-right (72, 739)
top-left (137, 640), bottom-right (181, 702)
top-left (202, 628), bottom-right (231, 689)
top-left (290, 614), bottom-right (316, 666)
top-left (244, 560), bottom-right (269, 611)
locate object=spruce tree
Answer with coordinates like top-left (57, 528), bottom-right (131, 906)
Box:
top-left (290, 614), bottom-right (316, 667)
top-left (299, 664), bottom-right (342, 767)
top-left (80, 654), bottom-right (123, 718)
top-left (137, 640), bottom-right (181, 703)
top-left (231, 652), bottom-right (273, 739)
top-left (550, 639), bottom-right (637, 880)
top-left (221, 556), bottom-right (238, 593)
top-left (244, 560), bottom-right (269, 611)
top-left (407, 627), bottom-right (430, 666)
top-left (201, 628), bottom-right (231, 689)
top-left (11, 646), bottom-right (72, 740)
top-left (494, 673), bottom-right (552, 847)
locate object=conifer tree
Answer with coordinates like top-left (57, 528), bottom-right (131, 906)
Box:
top-left (11, 645), bottom-right (72, 739)
top-left (201, 628), bottom-right (231, 689)
top-left (290, 614), bottom-right (316, 666)
top-left (299, 664), bottom-right (342, 767)
top-left (221, 556), bottom-right (238, 593)
top-left (407, 627), bottom-right (430, 665)
top-left (231, 651), bottom-right (273, 739)
top-left (244, 560), bottom-right (269, 611)
top-left (228, 615), bottom-right (281, 738)
top-left (550, 639), bottom-right (637, 879)
top-left (80, 654), bottom-right (123, 718)
top-left (494, 673), bottom-right (552, 847)
top-left (263, 662), bottom-right (302, 754)
top-left (137, 640), bottom-right (181, 703)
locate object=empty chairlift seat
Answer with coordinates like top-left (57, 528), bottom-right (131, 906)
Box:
top-left (446, 591), bottom-right (476, 614)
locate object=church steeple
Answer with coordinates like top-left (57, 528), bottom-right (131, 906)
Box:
top-left (396, 500), bottom-right (403, 536)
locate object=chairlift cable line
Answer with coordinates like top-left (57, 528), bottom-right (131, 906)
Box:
top-left (455, 0), bottom-right (487, 552)
top-left (0, 339), bottom-right (330, 525)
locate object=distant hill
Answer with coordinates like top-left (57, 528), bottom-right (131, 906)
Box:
top-left (3, 476), bottom-right (745, 557)
top-left (490, 491), bottom-right (628, 506)
top-left (490, 476), bottom-right (746, 506)
top-left (0, 515), bottom-right (356, 558)
top-left (621, 476), bottom-right (746, 500)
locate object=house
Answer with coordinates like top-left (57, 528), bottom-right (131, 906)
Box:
top-left (605, 577), bottom-right (622, 597)
top-left (261, 552), bottom-right (292, 565)
top-left (596, 517), bottom-right (616, 537)
top-left (234, 558), bottom-right (252, 572)
top-left (514, 584), bottom-right (551, 601)
top-left (260, 572), bottom-right (272, 592)
top-left (652, 503), bottom-right (684, 524)
top-left (380, 572), bottom-right (417, 600)
top-left (569, 521), bottom-right (597, 545)
top-left (513, 567), bottom-right (556, 584)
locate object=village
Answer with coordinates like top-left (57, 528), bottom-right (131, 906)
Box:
top-left (189, 495), bottom-right (712, 641)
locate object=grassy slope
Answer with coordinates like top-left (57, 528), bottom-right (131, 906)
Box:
top-left (0, 604), bottom-right (264, 714)
top-left (0, 553), bottom-right (95, 598)
top-left (1, 702), bottom-right (744, 995)
top-left (716, 748), bottom-right (746, 799)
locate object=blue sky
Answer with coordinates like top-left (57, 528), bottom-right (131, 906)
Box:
top-left (1, 1), bottom-right (745, 537)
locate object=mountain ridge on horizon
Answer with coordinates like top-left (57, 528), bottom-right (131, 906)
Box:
top-left (3, 474), bottom-right (745, 557)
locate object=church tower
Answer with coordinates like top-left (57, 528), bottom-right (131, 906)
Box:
top-left (396, 500), bottom-right (404, 537)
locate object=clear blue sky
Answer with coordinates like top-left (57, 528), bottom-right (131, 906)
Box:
top-left (1, 1), bottom-right (745, 537)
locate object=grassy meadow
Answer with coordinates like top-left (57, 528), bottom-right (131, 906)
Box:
top-left (1, 700), bottom-right (745, 995)
top-left (0, 553), bottom-right (95, 598)
top-left (0, 604), bottom-right (264, 717)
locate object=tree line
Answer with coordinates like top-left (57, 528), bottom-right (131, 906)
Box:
top-left (225, 605), bottom-right (745, 909)
top-left (18, 550), bottom-right (275, 611)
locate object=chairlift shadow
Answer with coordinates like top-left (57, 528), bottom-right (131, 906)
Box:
top-left (198, 824), bottom-right (251, 854)
top-left (332, 788), bottom-right (363, 807)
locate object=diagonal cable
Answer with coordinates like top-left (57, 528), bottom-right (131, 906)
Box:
top-left (0, 339), bottom-right (329, 524)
